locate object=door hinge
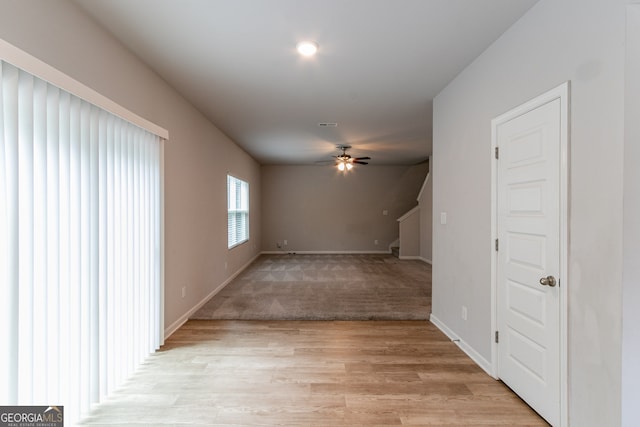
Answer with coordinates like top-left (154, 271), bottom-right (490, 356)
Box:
top-left (495, 238), bottom-right (499, 251)
top-left (495, 146), bottom-right (499, 159)
top-left (495, 330), bottom-right (499, 343)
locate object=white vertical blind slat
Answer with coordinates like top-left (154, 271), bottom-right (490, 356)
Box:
top-left (132, 125), bottom-right (140, 363)
top-left (32, 76), bottom-right (48, 405)
top-left (46, 85), bottom-right (61, 401)
top-left (113, 117), bottom-right (123, 388)
top-left (98, 109), bottom-right (108, 401)
top-left (106, 113), bottom-right (116, 395)
top-left (79, 99), bottom-right (91, 416)
top-left (58, 89), bottom-right (71, 410)
top-left (124, 124), bottom-right (133, 376)
top-left (0, 60), bottom-right (163, 425)
top-left (0, 60), bottom-right (20, 405)
top-left (17, 70), bottom-right (34, 404)
top-left (68, 94), bottom-right (82, 420)
top-left (0, 62), bottom-right (7, 403)
top-left (89, 104), bottom-right (100, 406)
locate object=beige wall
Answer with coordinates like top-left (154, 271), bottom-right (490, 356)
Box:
top-left (0, 0), bottom-right (262, 334)
top-left (261, 164), bottom-right (427, 252)
top-left (622, 5), bottom-right (640, 426)
top-left (398, 208), bottom-right (420, 258)
top-left (418, 166), bottom-right (432, 263)
top-left (432, 0), bottom-right (625, 424)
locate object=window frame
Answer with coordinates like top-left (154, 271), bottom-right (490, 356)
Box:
top-left (227, 174), bottom-right (250, 249)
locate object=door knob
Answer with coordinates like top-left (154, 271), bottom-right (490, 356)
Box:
top-left (539, 275), bottom-right (557, 287)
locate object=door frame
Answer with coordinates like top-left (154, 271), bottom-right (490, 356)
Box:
top-left (490, 82), bottom-right (569, 427)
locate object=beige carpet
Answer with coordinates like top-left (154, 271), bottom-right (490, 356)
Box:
top-left (191, 254), bottom-right (431, 320)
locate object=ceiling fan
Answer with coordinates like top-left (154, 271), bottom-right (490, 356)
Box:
top-left (332, 145), bottom-right (370, 171)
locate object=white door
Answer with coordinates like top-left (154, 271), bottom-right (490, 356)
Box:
top-left (494, 85), bottom-right (567, 426)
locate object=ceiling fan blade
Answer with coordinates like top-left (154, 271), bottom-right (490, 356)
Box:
top-left (353, 161), bottom-right (368, 165)
top-left (353, 156), bottom-right (371, 160)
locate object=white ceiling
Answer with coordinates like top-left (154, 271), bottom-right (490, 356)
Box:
top-left (72, 0), bottom-right (537, 165)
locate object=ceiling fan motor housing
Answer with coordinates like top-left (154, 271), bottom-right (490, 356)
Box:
top-left (332, 145), bottom-right (370, 167)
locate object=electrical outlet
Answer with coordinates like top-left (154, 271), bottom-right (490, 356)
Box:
top-left (181, 286), bottom-right (187, 298)
top-left (374, 239), bottom-right (379, 245)
top-left (461, 306), bottom-right (468, 321)
top-left (284, 240), bottom-right (288, 246)
top-left (276, 241), bottom-right (282, 249)
top-left (382, 210), bottom-right (388, 216)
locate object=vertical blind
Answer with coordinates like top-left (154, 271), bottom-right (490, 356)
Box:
top-left (0, 60), bottom-right (163, 423)
top-left (227, 175), bottom-right (249, 248)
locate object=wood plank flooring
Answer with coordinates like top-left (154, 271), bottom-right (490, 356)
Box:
top-left (80, 320), bottom-right (548, 426)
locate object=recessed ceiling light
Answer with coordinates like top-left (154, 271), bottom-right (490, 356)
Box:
top-left (296, 41), bottom-right (318, 57)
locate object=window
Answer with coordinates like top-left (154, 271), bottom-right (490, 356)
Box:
top-left (0, 56), bottom-right (165, 424)
top-left (227, 175), bottom-right (249, 248)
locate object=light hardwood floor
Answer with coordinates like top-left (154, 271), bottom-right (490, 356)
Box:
top-left (80, 320), bottom-right (548, 426)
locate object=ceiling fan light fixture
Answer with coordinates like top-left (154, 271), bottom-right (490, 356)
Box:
top-left (296, 41), bottom-right (318, 57)
top-left (331, 145), bottom-right (369, 172)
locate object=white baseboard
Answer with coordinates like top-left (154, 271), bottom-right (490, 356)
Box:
top-left (429, 314), bottom-right (493, 376)
top-left (457, 337), bottom-right (493, 377)
top-left (164, 252), bottom-right (261, 339)
top-left (429, 313), bottom-right (457, 340)
top-left (261, 250), bottom-right (391, 255)
top-left (399, 255), bottom-right (431, 264)
top-left (399, 255), bottom-right (421, 260)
